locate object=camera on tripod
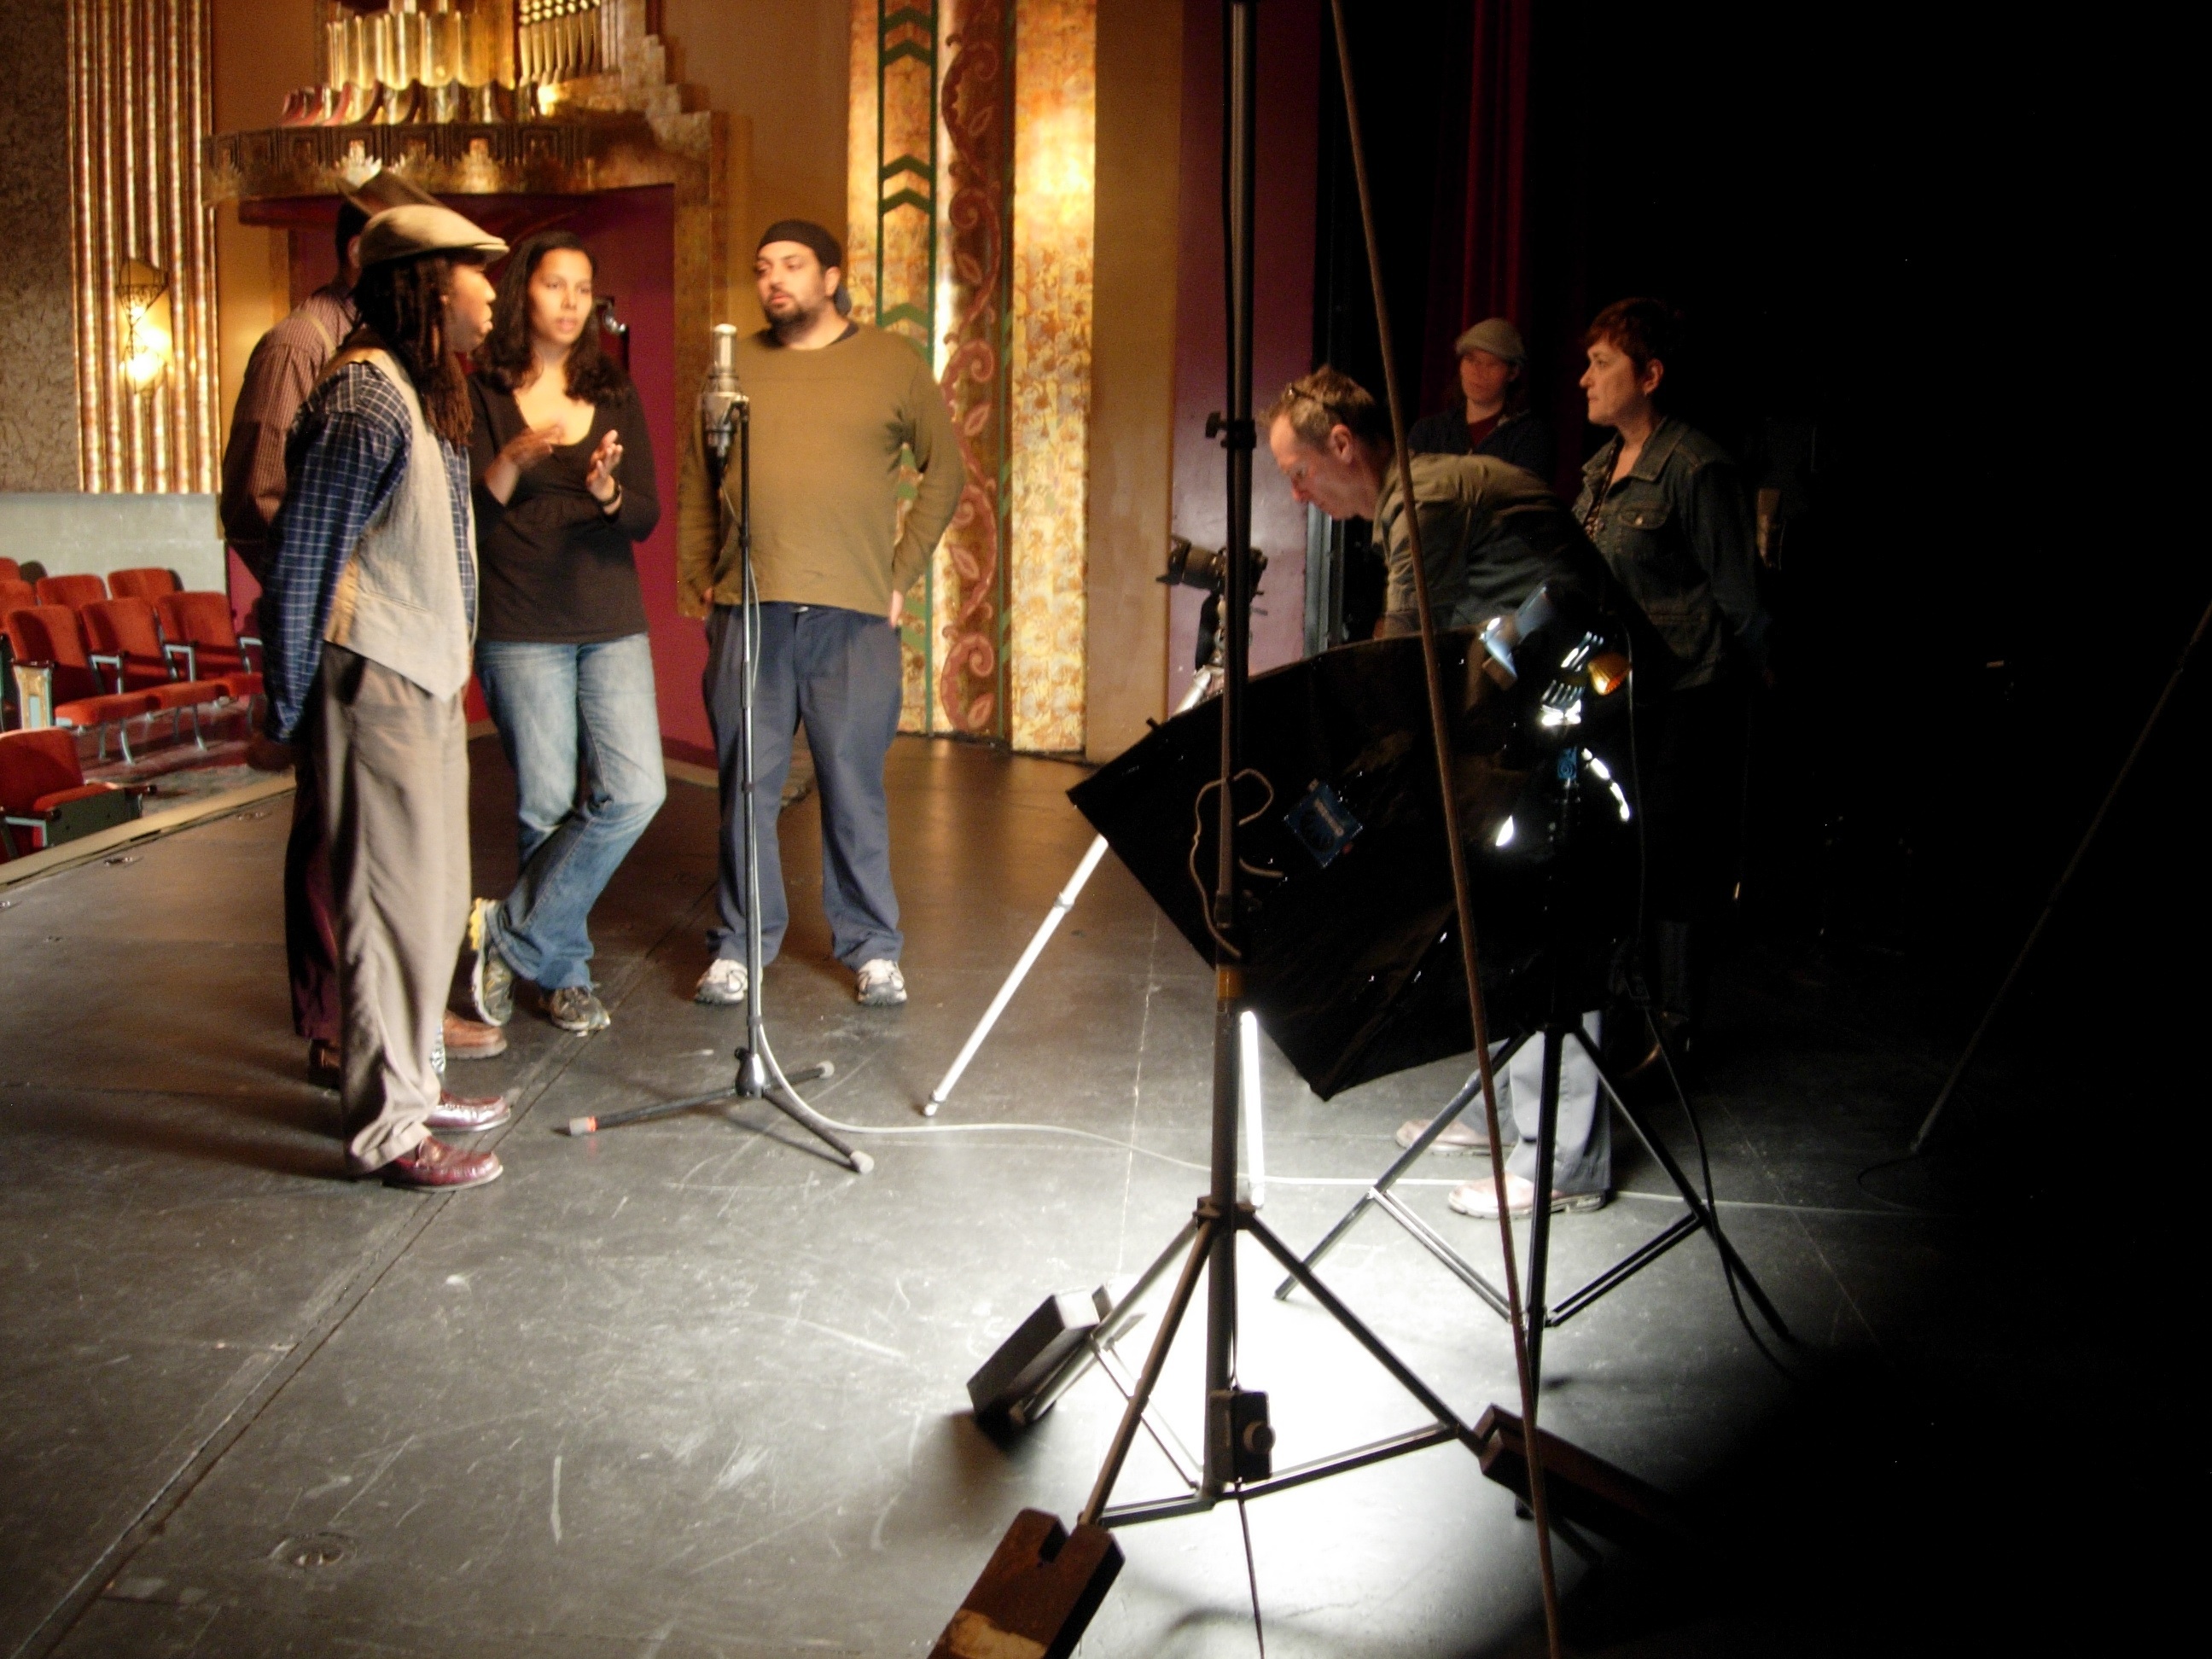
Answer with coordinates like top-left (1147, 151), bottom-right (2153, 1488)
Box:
top-left (1161, 537), bottom-right (1268, 670)
top-left (1159, 535), bottom-right (1266, 594)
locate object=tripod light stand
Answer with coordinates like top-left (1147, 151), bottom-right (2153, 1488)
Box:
top-left (565, 325), bottom-right (870, 1176)
top-left (1276, 620), bottom-right (1790, 1387)
top-left (933, 6), bottom-right (1575, 1653)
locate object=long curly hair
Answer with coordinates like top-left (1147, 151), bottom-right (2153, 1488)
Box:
top-left (350, 253), bottom-right (476, 445)
top-left (476, 231), bottom-right (627, 406)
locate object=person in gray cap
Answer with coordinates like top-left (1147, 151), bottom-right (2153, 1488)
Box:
top-left (262, 202), bottom-right (515, 1190)
top-left (230, 172), bottom-right (509, 1091)
top-left (678, 218), bottom-right (961, 1011)
top-left (1408, 317), bottom-right (1553, 481)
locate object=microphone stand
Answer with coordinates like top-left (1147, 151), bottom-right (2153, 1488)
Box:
top-left (565, 329), bottom-right (871, 1175)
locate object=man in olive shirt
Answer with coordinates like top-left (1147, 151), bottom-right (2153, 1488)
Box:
top-left (678, 219), bottom-right (962, 1007)
top-left (1264, 366), bottom-right (1618, 1220)
top-left (1266, 366), bottom-right (1605, 640)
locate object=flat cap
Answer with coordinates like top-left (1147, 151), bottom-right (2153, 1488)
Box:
top-left (344, 167), bottom-right (439, 217)
top-left (1454, 317), bottom-right (1527, 363)
top-left (358, 204), bottom-right (508, 269)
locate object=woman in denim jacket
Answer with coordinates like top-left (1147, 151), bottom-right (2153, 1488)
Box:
top-left (1572, 299), bottom-right (1767, 1061)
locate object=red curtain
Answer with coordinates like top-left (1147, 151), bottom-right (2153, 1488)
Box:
top-left (1420, 0), bottom-right (1535, 417)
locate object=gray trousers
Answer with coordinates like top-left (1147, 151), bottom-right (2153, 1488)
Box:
top-left (311, 645), bottom-right (471, 1173)
top-left (703, 602), bottom-right (904, 969)
top-left (1497, 1011), bottom-right (1610, 1196)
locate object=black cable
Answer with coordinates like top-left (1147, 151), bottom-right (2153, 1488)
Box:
top-left (1643, 1005), bottom-right (1801, 1383)
top-left (1619, 632), bottom-right (1797, 1378)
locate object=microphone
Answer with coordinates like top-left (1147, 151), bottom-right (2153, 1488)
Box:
top-left (699, 323), bottom-right (745, 494)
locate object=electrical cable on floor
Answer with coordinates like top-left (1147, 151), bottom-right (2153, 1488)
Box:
top-left (1851, 1151), bottom-right (1960, 1218)
top-left (1617, 607), bottom-right (1799, 1377)
top-left (1643, 1005), bottom-right (1801, 1383)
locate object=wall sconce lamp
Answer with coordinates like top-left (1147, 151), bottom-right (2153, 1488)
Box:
top-left (117, 258), bottom-right (173, 396)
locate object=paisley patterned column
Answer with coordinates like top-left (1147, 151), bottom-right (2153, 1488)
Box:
top-left (847, 0), bottom-right (1093, 750)
top-left (930, 0), bottom-right (1015, 738)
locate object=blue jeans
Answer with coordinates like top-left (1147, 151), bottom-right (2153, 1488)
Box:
top-left (703, 602), bottom-right (903, 969)
top-left (474, 633), bottom-right (666, 991)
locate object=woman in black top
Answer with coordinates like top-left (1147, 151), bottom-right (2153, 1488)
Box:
top-left (459, 231), bottom-right (665, 1036)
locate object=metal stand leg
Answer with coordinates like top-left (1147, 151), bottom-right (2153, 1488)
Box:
top-left (923, 835), bottom-right (1109, 1115)
top-left (1545, 1028), bottom-right (1787, 1336)
top-left (1274, 1023), bottom-right (1790, 1357)
top-left (1273, 1034), bottom-right (1534, 1312)
top-left (923, 668), bottom-right (1217, 1118)
top-left (1524, 1029), bottom-right (1565, 1390)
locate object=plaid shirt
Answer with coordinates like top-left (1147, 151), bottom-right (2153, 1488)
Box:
top-left (261, 362), bottom-right (475, 741)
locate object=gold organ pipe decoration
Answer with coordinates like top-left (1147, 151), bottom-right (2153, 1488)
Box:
top-left (68, 0), bottom-right (219, 494)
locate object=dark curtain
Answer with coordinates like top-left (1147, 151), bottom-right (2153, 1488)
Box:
top-left (1417, 0), bottom-right (1534, 419)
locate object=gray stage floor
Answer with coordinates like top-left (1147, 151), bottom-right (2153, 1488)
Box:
top-left (0, 736), bottom-right (2133, 1656)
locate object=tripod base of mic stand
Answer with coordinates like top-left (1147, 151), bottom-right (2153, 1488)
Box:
top-left (563, 1057), bottom-right (871, 1174)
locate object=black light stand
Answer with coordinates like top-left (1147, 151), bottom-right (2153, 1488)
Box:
top-left (934, 7), bottom-right (1568, 1654)
top-left (1278, 744), bottom-right (1790, 1388)
top-left (565, 325), bottom-right (870, 1176)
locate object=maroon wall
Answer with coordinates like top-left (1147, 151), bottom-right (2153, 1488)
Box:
top-left (1167, 0), bottom-right (1319, 707)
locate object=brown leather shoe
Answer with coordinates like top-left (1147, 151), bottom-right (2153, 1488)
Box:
top-left (442, 1009), bottom-right (509, 1060)
top-left (307, 1039), bottom-right (342, 1091)
top-left (381, 1135), bottom-right (503, 1190)
top-left (427, 1090), bottom-right (512, 1132)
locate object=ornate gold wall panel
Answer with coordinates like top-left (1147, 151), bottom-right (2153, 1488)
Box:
top-left (1005, 0), bottom-right (1092, 754)
top-left (69, 0), bottom-right (222, 494)
top-left (847, 0), bottom-right (1093, 752)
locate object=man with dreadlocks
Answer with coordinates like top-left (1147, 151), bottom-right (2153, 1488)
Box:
top-left (261, 204), bottom-right (512, 1190)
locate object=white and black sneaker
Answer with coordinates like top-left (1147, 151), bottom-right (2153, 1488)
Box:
top-left (695, 959), bottom-right (748, 1005)
top-left (855, 958), bottom-right (906, 1006)
top-left (458, 898), bottom-right (515, 1026)
top-left (548, 986), bottom-right (611, 1033)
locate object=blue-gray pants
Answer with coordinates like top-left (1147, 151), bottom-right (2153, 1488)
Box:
top-left (475, 633), bottom-right (667, 992)
top-left (1496, 1012), bottom-right (1610, 1196)
top-left (704, 602), bottom-right (903, 969)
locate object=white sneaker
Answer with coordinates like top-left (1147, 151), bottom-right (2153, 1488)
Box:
top-left (695, 959), bottom-right (748, 1005)
top-left (1447, 1173), bottom-right (1609, 1220)
top-left (1394, 1115), bottom-right (1494, 1155)
top-left (855, 958), bottom-right (906, 1006)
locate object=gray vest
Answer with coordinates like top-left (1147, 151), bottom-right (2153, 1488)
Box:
top-left (323, 351), bottom-right (475, 697)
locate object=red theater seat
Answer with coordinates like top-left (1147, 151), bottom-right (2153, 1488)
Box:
top-left (0, 556), bottom-right (20, 583)
top-left (155, 591), bottom-right (261, 681)
top-left (107, 568), bottom-right (181, 602)
top-left (0, 577), bottom-right (33, 621)
top-left (81, 597), bottom-right (238, 746)
top-left (0, 729), bottom-right (137, 859)
top-left (3, 606), bottom-right (158, 762)
top-left (35, 573), bottom-right (108, 612)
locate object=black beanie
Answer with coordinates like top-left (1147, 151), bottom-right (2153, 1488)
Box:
top-left (757, 219), bottom-right (852, 317)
